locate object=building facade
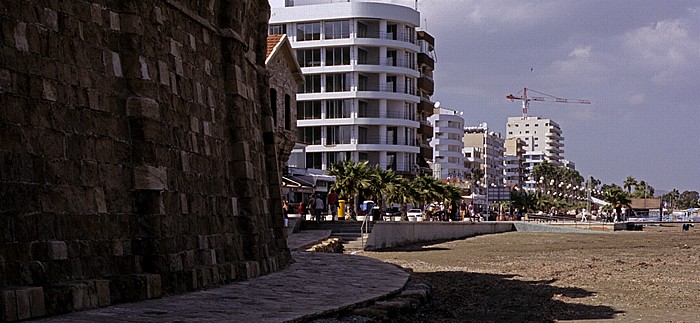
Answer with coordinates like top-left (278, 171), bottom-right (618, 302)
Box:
top-left (416, 30), bottom-right (436, 174)
top-left (503, 137), bottom-right (526, 188)
top-left (463, 124), bottom-right (505, 187)
top-left (428, 108), bottom-right (466, 180)
top-left (270, 0), bottom-right (422, 174)
top-left (267, 34), bottom-right (305, 174)
top-left (505, 116), bottom-right (564, 188)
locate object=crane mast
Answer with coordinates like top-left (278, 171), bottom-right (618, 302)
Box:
top-left (506, 87), bottom-right (590, 118)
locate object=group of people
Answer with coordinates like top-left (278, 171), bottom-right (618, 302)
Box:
top-left (422, 200), bottom-right (479, 222)
top-left (283, 190), bottom-right (340, 224)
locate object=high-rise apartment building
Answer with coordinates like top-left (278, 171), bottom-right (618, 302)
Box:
top-left (416, 30), bottom-right (436, 174)
top-left (463, 124), bottom-right (505, 187)
top-left (428, 108), bottom-right (465, 180)
top-left (503, 137), bottom-right (526, 188)
top-left (270, 0), bottom-right (423, 174)
top-left (505, 116), bottom-right (564, 188)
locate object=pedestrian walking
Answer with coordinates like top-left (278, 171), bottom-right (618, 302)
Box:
top-left (327, 190), bottom-right (338, 221)
top-left (314, 194), bottom-right (324, 223)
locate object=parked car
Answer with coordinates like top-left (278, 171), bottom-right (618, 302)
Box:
top-left (383, 207), bottom-right (401, 221)
top-left (407, 208), bottom-right (423, 221)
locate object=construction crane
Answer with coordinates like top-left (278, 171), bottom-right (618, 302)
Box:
top-left (506, 87), bottom-right (590, 118)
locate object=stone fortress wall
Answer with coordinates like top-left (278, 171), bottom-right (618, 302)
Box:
top-left (0, 0), bottom-right (290, 319)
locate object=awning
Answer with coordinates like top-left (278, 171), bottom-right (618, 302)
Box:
top-left (282, 175), bottom-right (314, 193)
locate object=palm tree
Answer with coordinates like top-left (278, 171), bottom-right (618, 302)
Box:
top-left (385, 177), bottom-right (415, 220)
top-left (623, 176), bottom-right (637, 194)
top-left (328, 160), bottom-right (373, 220)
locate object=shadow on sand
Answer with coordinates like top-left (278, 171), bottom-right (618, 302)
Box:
top-left (392, 271), bottom-right (622, 322)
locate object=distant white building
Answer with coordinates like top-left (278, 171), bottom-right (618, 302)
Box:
top-left (463, 124), bottom-right (504, 187)
top-left (505, 116), bottom-right (564, 189)
top-left (428, 108), bottom-right (466, 180)
top-left (503, 138), bottom-right (526, 188)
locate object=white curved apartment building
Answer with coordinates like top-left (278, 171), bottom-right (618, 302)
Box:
top-left (270, 0), bottom-right (420, 173)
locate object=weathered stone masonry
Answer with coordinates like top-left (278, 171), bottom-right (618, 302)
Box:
top-left (0, 0), bottom-right (290, 320)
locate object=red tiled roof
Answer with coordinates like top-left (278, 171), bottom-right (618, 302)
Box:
top-left (266, 34), bottom-right (285, 59)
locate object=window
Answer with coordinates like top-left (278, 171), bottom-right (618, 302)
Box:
top-left (297, 22), bottom-right (320, 41)
top-left (326, 73), bottom-right (349, 92)
top-left (404, 26), bottom-right (415, 43)
top-left (324, 20), bottom-right (350, 39)
top-left (404, 77), bottom-right (415, 95)
top-left (358, 127), bottom-right (368, 144)
top-left (387, 24), bottom-right (397, 40)
top-left (297, 100), bottom-right (321, 120)
top-left (327, 126), bottom-right (351, 145)
top-left (326, 100), bottom-right (350, 118)
top-left (300, 74), bottom-right (321, 93)
top-left (386, 152), bottom-right (396, 170)
top-left (284, 94), bottom-right (291, 130)
top-left (306, 152), bottom-right (322, 169)
top-left (297, 49), bottom-right (321, 67)
top-left (525, 131), bottom-right (530, 134)
top-left (535, 124), bottom-right (539, 127)
top-left (269, 88), bottom-right (277, 126)
top-left (387, 127), bottom-right (397, 145)
top-left (404, 52), bottom-right (415, 69)
top-left (508, 131), bottom-right (513, 135)
top-left (269, 24), bottom-right (286, 35)
top-left (325, 47), bottom-right (350, 66)
top-left (387, 50), bottom-right (396, 66)
top-left (359, 152), bottom-right (369, 162)
top-left (358, 100), bottom-right (368, 117)
top-left (298, 127), bottom-right (321, 145)
top-left (358, 74), bottom-right (368, 91)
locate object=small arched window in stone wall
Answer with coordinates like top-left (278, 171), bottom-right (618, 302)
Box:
top-left (270, 88), bottom-right (278, 126)
top-left (284, 94), bottom-right (291, 130)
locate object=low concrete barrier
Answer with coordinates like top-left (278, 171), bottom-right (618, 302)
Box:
top-left (365, 222), bottom-right (515, 250)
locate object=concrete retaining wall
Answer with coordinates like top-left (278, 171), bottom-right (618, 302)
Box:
top-left (365, 222), bottom-right (516, 250)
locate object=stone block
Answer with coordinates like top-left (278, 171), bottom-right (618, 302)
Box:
top-left (90, 3), bottom-right (104, 25)
top-left (94, 280), bottom-right (110, 307)
top-left (153, 7), bottom-right (164, 25)
top-left (190, 116), bottom-right (200, 133)
top-left (109, 11), bottom-right (120, 31)
top-left (27, 287), bottom-right (45, 318)
top-left (142, 274), bottom-right (161, 299)
top-left (48, 241), bottom-right (68, 260)
top-left (14, 288), bottom-right (30, 320)
top-left (133, 166), bottom-right (167, 190)
top-left (120, 14), bottom-right (143, 35)
top-left (42, 79), bottom-right (57, 101)
top-left (157, 60), bottom-right (169, 85)
top-left (1, 289), bottom-right (18, 321)
top-left (139, 56), bottom-right (150, 80)
top-left (14, 22), bottom-right (29, 52)
top-left (42, 8), bottom-right (58, 32)
top-left (180, 193), bottom-right (188, 214)
top-left (126, 96), bottom-right (160, 119)
top-left (231, 197), bottom-right (239, 216)
top-left (95, 187), bottom-right (107, 214)
top-left (111, 51), bottom-right (122, 77)
top-left (112, 240), bottom-right (123, 256)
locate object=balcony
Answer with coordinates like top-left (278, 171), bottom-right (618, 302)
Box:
top-left (417, 52), bottom-right (434, 70)
top-left (357, 57), bottom-right (416, 71)
top-left (417, 75), bottom-right (434, 95)
top-left (356, 31), bottom-right (416, 45)
top-left (418, 99), bottom-right (434, 115)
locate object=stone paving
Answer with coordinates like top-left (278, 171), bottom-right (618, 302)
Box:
top-left (36, 231), bottom-right (410, 322)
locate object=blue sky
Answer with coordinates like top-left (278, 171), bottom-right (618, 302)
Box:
top-left (270, 0), bottom-right (700, 192)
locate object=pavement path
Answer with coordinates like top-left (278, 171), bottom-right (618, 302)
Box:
top-left (38, 230), bottom-right (409, 322)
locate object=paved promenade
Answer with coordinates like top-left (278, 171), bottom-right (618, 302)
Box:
top-left (38, 229), bottom-right (410, 322)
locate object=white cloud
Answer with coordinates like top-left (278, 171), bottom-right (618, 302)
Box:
top-left (569, 46), bottom-right (591, 58)
top-left (622, 20), bottom-right (700, 84)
